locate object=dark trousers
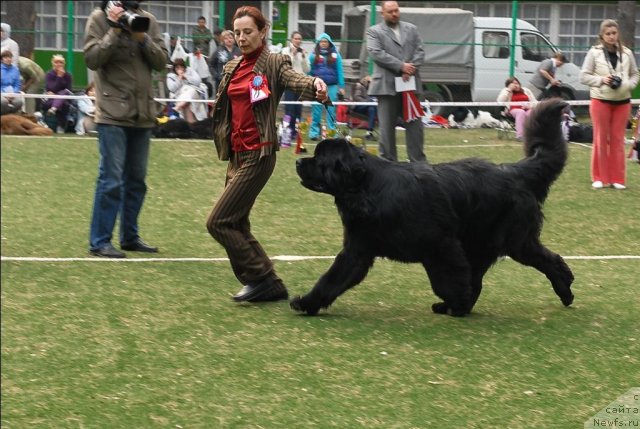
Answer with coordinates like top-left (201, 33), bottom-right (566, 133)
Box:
top-left (352, 105), bottom-right (377, 130)
top-left (206, 150), bottom-right (280, 286)
top-left (43, 89), bottom-right (73, 128)
top-left (284, 90), bottom-right (302, 132)
top-left (377, 94), bottom-right (426, 162)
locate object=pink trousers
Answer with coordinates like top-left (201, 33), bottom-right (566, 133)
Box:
top-left (589, 99), bottom-right (631, 185)
top-left (509, 108), bottom-right (531, 139)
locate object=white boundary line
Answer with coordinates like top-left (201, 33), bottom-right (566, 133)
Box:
top-left (1, 255), bottom-right (638, 263)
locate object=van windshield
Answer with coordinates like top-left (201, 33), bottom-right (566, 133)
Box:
top-left (521, 32), bottom-right (555, 62)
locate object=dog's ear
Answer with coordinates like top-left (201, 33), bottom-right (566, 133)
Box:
top-left (331, 149), bottom-right (367, 193)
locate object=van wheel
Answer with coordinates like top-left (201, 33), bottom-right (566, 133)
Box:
top-left (423, 91), bottom-right (450, 117)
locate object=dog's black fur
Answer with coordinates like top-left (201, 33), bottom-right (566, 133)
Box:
top-left (292, 99), bottom-right (574, 316)
top-left (153, 117), bottom-right (213, 139)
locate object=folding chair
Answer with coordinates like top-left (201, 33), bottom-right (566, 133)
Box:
top-left (497, 109), bottom-right (516, 140)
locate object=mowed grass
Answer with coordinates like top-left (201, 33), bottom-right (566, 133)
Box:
top-left (2, 128), bottom-right (639, 428)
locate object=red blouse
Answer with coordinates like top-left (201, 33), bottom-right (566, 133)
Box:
top-left (510, 91), bottom-right (530, 111)
top-left (227, 45), bottom-right (270, 153)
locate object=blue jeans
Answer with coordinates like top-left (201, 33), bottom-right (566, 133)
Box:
top-left (89, 124), bottom-right (152, 250)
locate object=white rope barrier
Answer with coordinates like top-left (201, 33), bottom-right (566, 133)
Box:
top-left (3, 92), bottom-right (639, 108)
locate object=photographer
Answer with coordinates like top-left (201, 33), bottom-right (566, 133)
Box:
top-left (580, 19), bottom-right (639, 190)
top-left (84, 1), bottom-right (169, 258)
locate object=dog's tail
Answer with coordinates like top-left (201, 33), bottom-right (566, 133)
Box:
top-left (521, 98), bottom-right (569, 202)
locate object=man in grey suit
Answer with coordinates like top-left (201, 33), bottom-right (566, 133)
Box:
top-left (366, 1), bottom-right (426, 162)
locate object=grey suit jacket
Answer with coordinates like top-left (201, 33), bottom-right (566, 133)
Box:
top-left (366, 21), bottom-right (425, 96)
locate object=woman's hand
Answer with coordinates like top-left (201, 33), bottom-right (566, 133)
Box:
top-left (314, 78), bottom-right (328, 103)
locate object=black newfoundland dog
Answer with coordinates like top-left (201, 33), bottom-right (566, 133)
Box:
top-left (292, 99), bottom-right (574, 317)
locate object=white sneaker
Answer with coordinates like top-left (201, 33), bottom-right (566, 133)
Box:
top-left (591, 181), bottom-right (604, 189)
top-left (56, 126), bottom-right (65, 134)
top-left (612, 183), bottom-right (626, 190)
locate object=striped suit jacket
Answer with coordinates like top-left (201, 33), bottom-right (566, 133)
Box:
top-left (212, 47), bottom-right (318, 160)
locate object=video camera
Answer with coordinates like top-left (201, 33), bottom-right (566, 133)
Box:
top-left (106, 1), bottom-right (150, 32)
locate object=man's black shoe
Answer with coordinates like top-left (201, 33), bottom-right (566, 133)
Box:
top-left (90, 244), bottom-right (126, 258)
top-left (121, 239), bottom-right (158, 253)
top-left (233, 278), bottom-right (289, 302)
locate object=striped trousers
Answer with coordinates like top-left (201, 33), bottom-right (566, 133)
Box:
top-left (206, 150), bottom-right (281, 286)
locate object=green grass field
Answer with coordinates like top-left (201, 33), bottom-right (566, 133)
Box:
top-left (2, 129), bottom-right (639, 428)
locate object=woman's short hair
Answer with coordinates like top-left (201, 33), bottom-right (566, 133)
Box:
top-left (51, 54), bottom-right (65, 65)
top-left (221, 30), bottom-right (234, 39)
top-left (1, 50), bottom-right (13, 59)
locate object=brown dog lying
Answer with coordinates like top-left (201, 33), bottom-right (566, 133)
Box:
top-left (1, 114), bottom-right (54, 136)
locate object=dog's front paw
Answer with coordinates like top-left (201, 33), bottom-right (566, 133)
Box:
top-left (290, 295), bottom-right (321, 316)
top-left (560, 292), bottom-right (574, 307)
top-left (432, 302), bottom-right (467, 317)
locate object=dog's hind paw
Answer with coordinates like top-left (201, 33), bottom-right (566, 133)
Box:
top-left (431, 302), bottom-right (449, 314)
top-left (290, 296), bottom-right (321, 316)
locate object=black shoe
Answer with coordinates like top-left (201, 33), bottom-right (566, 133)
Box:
top-left (233, 278), bottom-right (289, 302)
top-left (121, 238), bottom-right (158, 253)
top-left (90, 244), bottom-right (126, 258)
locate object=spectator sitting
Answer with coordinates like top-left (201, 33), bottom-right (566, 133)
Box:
top-left (43, 54), bottom-right (73, 134)
top-left (1, 50), bottom-right (23, 115)
top-left (496, 76), bottom-right (537, 141)
top-left (351, 75), bottom-right (377, 140)
top-left (166, 58), bottom-right (207, 123)
top-left (75, 82), bottom-right (96, 135)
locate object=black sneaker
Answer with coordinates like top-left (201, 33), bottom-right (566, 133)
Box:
top-left (233, 278), bottom-right (289, 302)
